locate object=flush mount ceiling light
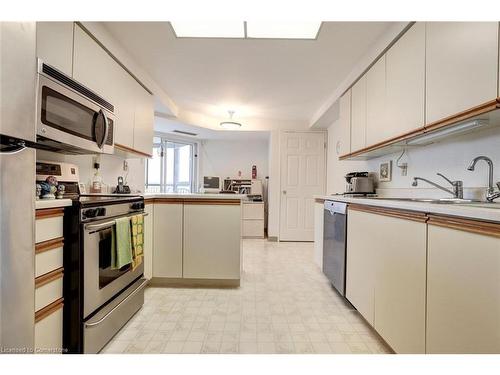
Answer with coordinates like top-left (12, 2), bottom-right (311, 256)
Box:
top-left (220, 110), bottom-right (242, 130)
top-left (170, 21), bottom-right (322, 39)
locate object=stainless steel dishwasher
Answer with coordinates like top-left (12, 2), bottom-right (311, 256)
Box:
top-left (323, 200), bottom-right (347, 296)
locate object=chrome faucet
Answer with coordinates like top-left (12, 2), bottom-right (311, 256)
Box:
top-left (412, 173), bottom-right (464, 199)
top-left (467, 156), bottom-right (500, 202)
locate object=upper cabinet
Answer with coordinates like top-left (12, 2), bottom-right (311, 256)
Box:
top-left (1, 22), bottom-right (37, 141)
top-left (340, 22), bottom-right (500, 160)
top-left (36, 22), bottom-right (74, 76)
top-left (133, 82), bottom-right (155, 156)
top-left (365, 55), bottom-right (386, 146)
top-left (385, 22), bottom-right (425, 137)
top-left (350, 76), bottom-right (367, 152)
top-left (336, 90), bottom-right (351, 156)
top-left (425, 22), bottom-right (499, 124)
top-left (73, 24), bottom-right (153, 157)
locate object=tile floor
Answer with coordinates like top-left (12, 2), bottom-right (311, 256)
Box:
top-left (102, 239), bottom-right (392, 354)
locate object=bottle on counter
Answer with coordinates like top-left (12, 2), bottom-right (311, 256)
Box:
top-left (90, 162), bottom-right (103, 193)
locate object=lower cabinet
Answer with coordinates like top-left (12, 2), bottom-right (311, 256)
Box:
top-left (426, 216), bottom-right (500, 353)
top-left (346, 206), bottom-right (427, 353)
top-left (183, 203), bottom-right (241, 279)
top-left (153, 202), bottom-right (183, 278)
top-left (35, 208), bottom-right (65, 353)
top-left (143, 202), bottom-right (154, 279)
top-left (313, 200), bottom-right (324, 269)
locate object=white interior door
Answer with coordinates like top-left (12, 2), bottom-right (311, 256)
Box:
top-left (280, 131), bottom-right (326, 241)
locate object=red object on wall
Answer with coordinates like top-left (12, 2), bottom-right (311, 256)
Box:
top-left (252, 165), bottom-right (257, 179)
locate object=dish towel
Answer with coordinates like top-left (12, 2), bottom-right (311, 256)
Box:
top-left (111, 216), bottom-right (133, 269)
top-left (130, 214), bottom-right (144, 271)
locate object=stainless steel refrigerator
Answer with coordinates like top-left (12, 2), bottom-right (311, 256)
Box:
top-left (0, 22), bottom-right (37, 352)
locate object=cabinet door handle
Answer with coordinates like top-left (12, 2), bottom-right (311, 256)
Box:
top-left (282, 190), bottom-right (287, 195)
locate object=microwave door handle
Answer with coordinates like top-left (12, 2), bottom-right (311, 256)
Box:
top-left (101, 110), bottom-right (109, 149)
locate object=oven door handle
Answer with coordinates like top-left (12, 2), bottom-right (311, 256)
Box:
top-left (84, 212), bottom-right (149, 231)
top-left (84, 279), bottom-right (148, 328)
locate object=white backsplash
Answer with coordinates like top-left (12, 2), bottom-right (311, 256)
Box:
top-left (36, 150), bottom-right (146, 193)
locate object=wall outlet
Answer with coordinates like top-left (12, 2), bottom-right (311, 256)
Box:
top-left (400, 163), bottom-right (408, 176)
top-left (123, 160), bottom-right (128, 172)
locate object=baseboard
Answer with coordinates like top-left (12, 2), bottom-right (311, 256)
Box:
top-left (149, 277), bottom-right (240, 288)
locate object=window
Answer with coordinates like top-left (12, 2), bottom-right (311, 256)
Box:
top-left (145, 136), bottom-right (197, 193)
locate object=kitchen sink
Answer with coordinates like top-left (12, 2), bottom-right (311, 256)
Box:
top-left (366, 197), bottom-right (483, 204)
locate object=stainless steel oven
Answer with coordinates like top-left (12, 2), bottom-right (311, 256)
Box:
top-left (82, 208), bottom-right (145, 318)
top-left (36, 60), bottom-right (115, 154)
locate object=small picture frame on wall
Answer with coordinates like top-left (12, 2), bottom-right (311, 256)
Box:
top-left (379, 161), bottom-right (392, 182)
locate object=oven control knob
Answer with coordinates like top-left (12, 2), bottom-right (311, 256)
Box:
top-left (83, 208), bottom-right (97, 218)
top-left (131, 202), bottom-right (144, 210)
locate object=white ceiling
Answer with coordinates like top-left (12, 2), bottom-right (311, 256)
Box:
top-left (155, 115), bottom-right (270, 141)
top-left (103, 21), bottom-right (394, 127)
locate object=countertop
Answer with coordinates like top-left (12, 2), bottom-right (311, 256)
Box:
top-left (143, 193), bottom-right (247, 200)
top-left (35, 198), bottom-right (73, 210)
top-left (315, 195), bottom-right (500, 223)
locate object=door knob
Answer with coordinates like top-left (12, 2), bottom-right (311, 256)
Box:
top-left (282, 190), bottom-right (287, 195)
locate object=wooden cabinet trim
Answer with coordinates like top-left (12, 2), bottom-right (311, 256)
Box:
top-left (35, 208), bottom-right (64, 219)
top-left (183, 199), bottom-right (241, 206)
top-left (349, 204), bottom-right (428, 223)
top-left (35, 267), bottom-right (64, 289)
top-left (424, 99), bottom-right (499, 133)
top-left (339, 126), bottom-right (425, 160)
top-left (35, 297), bottom-right (63, 323)
top-left (144, 198), bottom-right (155, 205)
top-left (151, 198), bottom-right (241, 205)
top-left (315, 198), bottom-right (326, 203)
top-left (428, 214), bottom-right (500, 238)
top-left (340, 99), bottom-right (500, 160)
top-left (115, 143), bottom-right (152, 158)
top-left (35, 237), bottom-right (64, 253)
top-left (153, 198), bottom-right (187, 204)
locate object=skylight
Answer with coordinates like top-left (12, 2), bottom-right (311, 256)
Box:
top-left (170, 21), bottom-right (322, 39)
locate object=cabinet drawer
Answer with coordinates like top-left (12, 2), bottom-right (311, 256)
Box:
top-left (35, 238), bottom-right (64, 278)
top-left (35, 299), bottom-right (63, 353)
top-left (35, 269), bottom-right (63, 312)
top-left (242, 203), bottom-right (264, 219)
top-left (242, 220), bottom-right (264, 238)
top-left (35, 209), bottom-right (63, 243)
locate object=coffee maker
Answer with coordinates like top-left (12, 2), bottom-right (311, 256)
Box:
top-left (344, 172), bottom-right (375, 195)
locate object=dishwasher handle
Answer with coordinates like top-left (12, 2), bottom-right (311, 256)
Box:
top-left (324, 200), bottom-right (347, 215)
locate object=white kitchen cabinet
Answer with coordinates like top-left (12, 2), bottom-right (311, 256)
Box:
top-left (242, 201), bottom-right (265, 238)
top-left (183, 203), bottom-right (241, 279)
top-left (132, 82), bottom-right (154, 156)
top-left (36, 22), bottom-right (74, 76)
top-left (350, 76), bottom-right (367, 152)
top-left (336, 90), bottom-right (351, 156)
top-left (153, 203), bottom-right (183, 278)
top-left (347, 206), bottom-right (427, 353)
top-left (427, 220), bottom-right (500, 353)
top-left (143, 202), bottom-right (154, 280)
top-left (0, 22), bottom-right (37, 141)
top-left (372, 212), bottom-right (427, 354)
top-left (365, 56), bottom-right (386, 146)
top-left (426, 22), bottom-right (499, 124)
top-left (385, 22), bottom-right (425, 137)
top-left (346, 209), bottom-right (375, 325)
top-left (73, 24), bottom-right (153, 155)
top-left (313, 200), bottom-right (324, 269)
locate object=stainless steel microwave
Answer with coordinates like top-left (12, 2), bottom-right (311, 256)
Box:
top-left (36, 60), bottom-right (115, 154)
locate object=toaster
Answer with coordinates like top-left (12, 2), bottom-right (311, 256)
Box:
top-left (345, 172), bottom-right (375, 194)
